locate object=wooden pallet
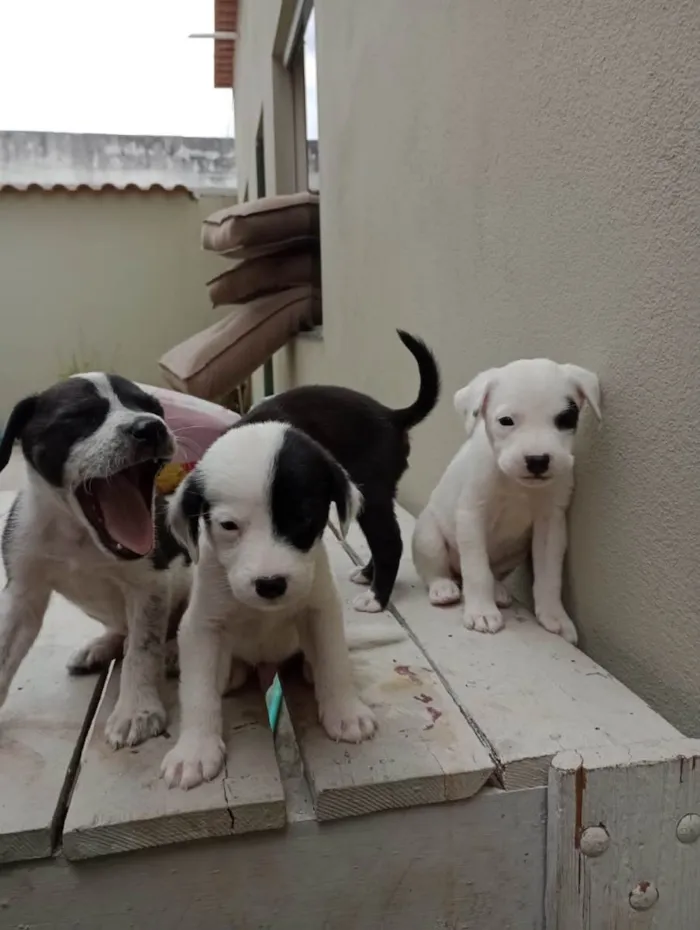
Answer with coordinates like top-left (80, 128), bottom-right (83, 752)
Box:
top-left (1, 492), bottom-right (698, 929)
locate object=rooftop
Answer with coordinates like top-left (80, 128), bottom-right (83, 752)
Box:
top-left (0, 131), bottom-right (236, 195)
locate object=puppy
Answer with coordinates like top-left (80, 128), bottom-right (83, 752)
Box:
top-left (0, 374), bottom-right (191, 747)
top-left (412, 359), bottom-right (601, 644)
top-left (161, 421), bottom-right (384, 790)
top-left (241, 330), bottom-right (440, 614)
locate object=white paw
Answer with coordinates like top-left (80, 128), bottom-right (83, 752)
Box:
top-left (320, 695), bottom-right (377, 743)
top-left (494, 581), bottom-right (512, 608)
top-left (161, 730), bottom-right (226, 790)
top-left (352, 590), bottom-right (383, 613)
top-left (429, 579), bottom-right (462, 606)
top-left (67, 634), bottom-right (123, 675)
top-left (105, 697), bottom-right (167, 749)
top-left (349, 565), bottom-right (371, 586)
top-left (463, 603), bottom-right (505, 634)
top-left (536, 607), bottom-right (578, 645)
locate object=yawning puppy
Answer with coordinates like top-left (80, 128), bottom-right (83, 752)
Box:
top-left (0, 374), bottom-right (191, 747)
top-left (161, 421), bottom-right (381, 791)
top-left (412, 359), bottom-right (601, 644)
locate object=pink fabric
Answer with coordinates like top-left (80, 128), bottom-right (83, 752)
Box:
top-left (137, 383), bottom-right (240, 463)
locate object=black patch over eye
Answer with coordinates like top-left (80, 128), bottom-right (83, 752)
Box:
top-left (270, 428), bottom-right (333, 552)
top-left (554, 400), bottom-right (579, 431)
top-left (498, 416), bottom-right (515, 427)
top-left (219, 520), bottom-right (239, 532)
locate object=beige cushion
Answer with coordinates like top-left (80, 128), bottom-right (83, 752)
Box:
top-left (212, 235), bottom-right (316, 262)
top-left (201, 192), bottom-right (320, 254)
top-left (207, 247), bottom-right (321, 307)
top-left (159, 287), bottom-right (320, 401)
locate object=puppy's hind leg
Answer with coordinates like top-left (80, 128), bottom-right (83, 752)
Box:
top-left (67, 630), bottom-right (125, 675)
top-left (0, 582), bottom-right (50, 708)
top-left (353, 500), bottom-right (402, 613)
top-left (412, 510), bottom-right (461, 606)
top-left (349, 560), bottom-right (372, 586)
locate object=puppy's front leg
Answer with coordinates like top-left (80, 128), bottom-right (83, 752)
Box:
top-left (0, 581), bottom-right (50, 709)
top-left (303, 572), bottom-right (376, 743)
top-left (532, 506), bottom-right (578, 645)
top-left (104, 594), bottom-right (168, 748)
top-left (161, 612), bottom-right (234, 790)
top-left (457, 506), bottom-right (504, 634)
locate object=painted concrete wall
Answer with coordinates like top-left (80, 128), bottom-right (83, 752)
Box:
top-left (234, 0), bottom-right (700, 734)
top-left (0, 190), bottom-right (233, 414)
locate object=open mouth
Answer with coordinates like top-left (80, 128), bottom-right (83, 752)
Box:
top-left (74, 459), bottom-right (164, 559)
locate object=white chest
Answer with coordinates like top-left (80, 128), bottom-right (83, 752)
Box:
top-left (226, 611), bottom-right (303, 667)
top-left (39, 525), bottom-right (133, 631)
top-left (484, 492), bottom-right (535, 576)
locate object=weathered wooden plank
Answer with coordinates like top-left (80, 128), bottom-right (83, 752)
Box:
top-left (547, 739), bottom-right (700, 929)
top-left (63, 665), bottom-right (286, 860)
top-left (282, 530), bottom-right (494, 822)
top-left (1, 786), bottom-right (547, 930)
top-left (0, 492), bottom-right (107, 865)
top-left (342, 506), bottom-right (681, 790)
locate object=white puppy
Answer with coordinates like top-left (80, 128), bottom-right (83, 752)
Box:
top-left (161, 420), bottom-right (384, 790)
top-left (412, 359), bottom-right (601, 644)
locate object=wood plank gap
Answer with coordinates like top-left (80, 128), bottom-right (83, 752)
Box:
top-left (50, 667), bottom-right (109, 854)
top-left (282, 531), bottom-right (494, 822)
top-left (333, 523), bottom-right (505, 784)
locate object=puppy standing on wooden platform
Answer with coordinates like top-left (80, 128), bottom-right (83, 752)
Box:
top-left (161, 421), bottom-right (403, 790)
top-left (0, 375), bottom-right (191, 748)
top-left (412, 359), bottom-right (601, 645)
top-left (241, 330), bottom-right (441, 614)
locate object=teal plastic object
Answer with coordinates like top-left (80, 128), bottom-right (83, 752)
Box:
top-left (265, 674), bottom-right (283, 732)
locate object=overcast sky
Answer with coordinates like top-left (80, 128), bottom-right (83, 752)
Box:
top-left (0, 0), bottom-right (318, 140)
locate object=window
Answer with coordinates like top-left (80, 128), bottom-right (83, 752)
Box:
top-left (255, 117), bottom-right (267, 198)
top-left (288, 4), bottom-right (319, 193)
top-left (255, 115), bottom-right (275, 394)
top-left (302, 10), bottom-right (319, 193)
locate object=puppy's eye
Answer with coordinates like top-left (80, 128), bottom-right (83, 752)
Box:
top-left (219, 520), bottom-right (239, 532)
top-left (554, 402), bottom-right (579, 431)
top-left (498, 416), bottom-right (514, 427)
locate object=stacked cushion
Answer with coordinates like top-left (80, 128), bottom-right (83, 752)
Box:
top-left (201, 192), bottom-right (319, 255)
top-left (207, 245), bottom-right (321, 308)
top-left (159, 286), bottom-right (320, 400)
top-left (159, 192), bottom-right (322, 402)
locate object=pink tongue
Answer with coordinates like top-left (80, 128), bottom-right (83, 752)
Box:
top-left (97, 474), bottom-right (153, 555)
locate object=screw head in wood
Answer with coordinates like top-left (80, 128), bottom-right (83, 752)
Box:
top-left (676, 813), bottom-right (700, 844)
top-left (629, 882), bottom-right (659, 911)
top-left (579, 825), bottom-right (610, 857)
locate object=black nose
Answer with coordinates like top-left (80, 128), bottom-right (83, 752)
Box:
top-left (525, 454), bottom-right (551, 476)
top-left (126, 417), bottom-right (166, 446)
top-left (254, 576), bottom-right (288, 600)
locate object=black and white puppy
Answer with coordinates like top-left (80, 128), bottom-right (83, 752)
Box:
top-left (242, 330), bottom-right (441, 613)
top-left (0, 374), bottom-right (190, 748)
top-left (161, 420), bottom-right (381, 791)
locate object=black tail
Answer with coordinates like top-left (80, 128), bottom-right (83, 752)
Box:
top-left (390, 330), bottom-right (441, 431)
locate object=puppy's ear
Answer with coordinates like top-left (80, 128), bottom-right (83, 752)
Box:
top-left (560, 365), bottom-right (602, 421)
top-left (453, 368), bottom-right (497, 439)
top-left (0, 396), bottom-right (38, 472)
top-left (328, 461), bottom-right (363, 538)
top-left (168, 471), bottom-right (208, 562)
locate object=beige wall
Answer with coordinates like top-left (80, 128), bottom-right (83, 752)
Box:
top-left (0, 189), bottom-right (233, 415)
top-left (234, 0), bottom-right (700, 734)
